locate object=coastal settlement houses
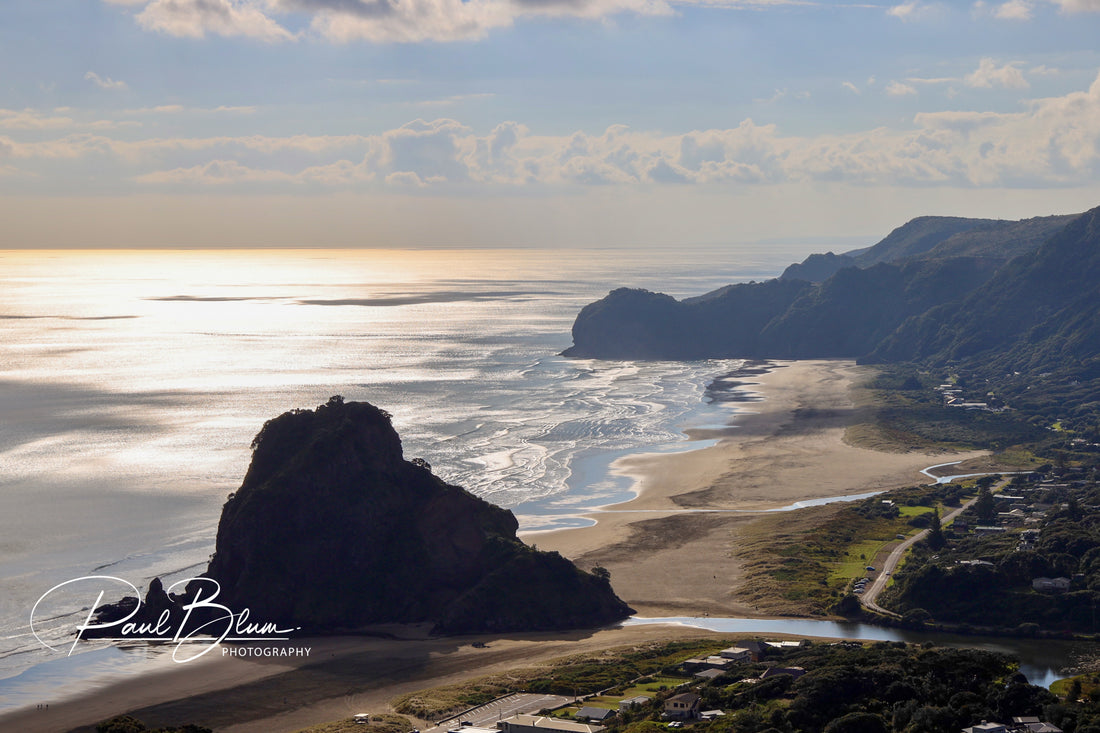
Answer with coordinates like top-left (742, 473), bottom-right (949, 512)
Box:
top-left (433, 638), bottom-right (1069, 733)
top-left (439, 641), bottom-right (1064, 733)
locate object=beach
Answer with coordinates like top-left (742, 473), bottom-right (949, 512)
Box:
top-left (0, 358), bottom-right (983, 732)
top-left (529, 359), bottom-right (983, 618)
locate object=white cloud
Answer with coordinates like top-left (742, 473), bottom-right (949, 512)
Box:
top-left (136, 159), bottom-right (298, 183)
top-left (966, 58), bottom-right (1029, 88)
top-left (12, 69), bottom-right (1100, 192)
top-left (842, 82), bottom-right (860, 94)
top-left (994, 0), bottom-right (1033, 18)
top-left (755, 88), bottom-right (787, 104)
top-left (1046, 0), bottom-right (1100, 11)
top-left (411, 93), bottom-right (496, 108)
top-left (110, 0), bottom-right (673, 44)
top-left (85, 71), bottom-right (128, 91)
top-left (135, 0), bottom-right (295, 42)
top-left (124, 104), bottom-right (257, 115)
top-left (907, 59), bottom-right (1031, 90)
top-left (131, 105), bottom-right (187, 114)
top-left (0, 109), bottom-right (75, 130)
top-left (887, 1), bottom-right (934, 19)
top-left (886, 81), bottom-right (918, 96)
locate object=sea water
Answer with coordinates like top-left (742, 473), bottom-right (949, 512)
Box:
top-left (0, 245), bottom-right (797, 708)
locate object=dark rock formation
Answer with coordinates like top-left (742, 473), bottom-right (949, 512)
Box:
top-left (94, 397), bottom-right (632, 637)
top-left (207, 396), bottom-right (632, 633)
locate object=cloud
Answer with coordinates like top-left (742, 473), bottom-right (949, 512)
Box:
top-left (124, 104), bottom-right (257, 115)
top-left (1046, 0), bottom-right (1100, 11)
top-left (84, 71), bottom-right (128, 90)
top-left (887, 1), bottom-right (937, 19)
top-left (136, 159), bottom-right (298, 183)
top-left (12, 70), bottom-right (1100, 192)
top-left (886, 81), bottom-right (918, 96)
top-left (965, 58), bottom-right (1029, 88)
top-left (134, 0), bottom-right (295, 41)
top-left (907, 58), bottom-right (1031, 90)
top-left (0, 109), bottom-right (75, 130)
top-left (411, 93), bottom-right (496, 108)
top-left (755, 88), bottom-right (787, 104)
top-left (993, 0), bottom-right (1033, 18)
top-left (842, 82), bottom-right (860, 94)
top-left (109, 0), bottom-right (673, 43)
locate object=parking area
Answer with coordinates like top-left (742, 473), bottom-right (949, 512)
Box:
top-left (425, 693), bottom-right (575, 733)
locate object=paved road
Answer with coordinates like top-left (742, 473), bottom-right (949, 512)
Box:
top-left (426, 693), bottom-right (574, 733)
top-left (860, 477), bottom-right (1010, 616)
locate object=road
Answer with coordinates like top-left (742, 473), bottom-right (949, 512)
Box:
top-left (860, 477), bottom-right (1010, 616)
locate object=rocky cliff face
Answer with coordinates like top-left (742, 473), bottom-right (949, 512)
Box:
top-left (202, 396), bottom-right (632, 633)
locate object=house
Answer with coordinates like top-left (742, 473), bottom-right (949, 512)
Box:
top-left (682, 656), bottom-right (732, 672)
top-left (618, 696), bottom-right (650, 711)
top-left (575, 707), bottom-right (616, 723)
top-left (737, 640), bottom-right (769, 657)
top-left (719, 646), bottom-right (752, 662)
top-left (497, 715), bottom-right (605, 733)
top-left (701, 656), bottom-right (733, 669)
top-left (1012, 717), bottom-right (1064, 726)
top-left (759, 666), bottom-right (806, 680)
top-left (961, 723), bottom-right (1007, 733)
top-left (663, 693), bottom-right (701, 719)
top-left (1012, 717), bottom-right (1064, 732)
top-left (1032, 577), bottom-right (1071, 593)
top-left (694, 668), bottom-right (725, 681)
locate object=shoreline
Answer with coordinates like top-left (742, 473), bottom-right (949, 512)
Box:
top-left (0, 358), bottom-right (990, 732)
top-left (526, 359), bottom-right (986, 618)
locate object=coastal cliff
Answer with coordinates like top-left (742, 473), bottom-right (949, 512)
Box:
top-left (564, 208), bottom-right (1094, 375)
top-left (92, 397), bottom-right (633, 636)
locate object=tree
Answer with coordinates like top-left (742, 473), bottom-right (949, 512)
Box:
top-left (974, 484), bottom-right (996, 523)
top-left (1067, 494), bottom-right (1083, 521)
top-left (96, 717), bottom-right (147, 733)
top-left (926, 507), bottom-right (946, 550)
top-left (823, 712), bottom-right (888, 733)
top-left (833, 593), bottom-right (861, 617)
top-left (592, 566), bottom-right (611, 582)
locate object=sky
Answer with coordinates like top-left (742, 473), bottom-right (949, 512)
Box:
top-left (2, 0), bottom-right (1100, 249)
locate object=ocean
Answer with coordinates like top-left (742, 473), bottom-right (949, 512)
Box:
top-left (0, 244), bottom-right (798, 709)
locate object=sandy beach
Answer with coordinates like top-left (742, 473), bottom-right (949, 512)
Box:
top-left (527, 359), bottom-right (983, 618)
top-left (0, 358), bottom-right (983, 733)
